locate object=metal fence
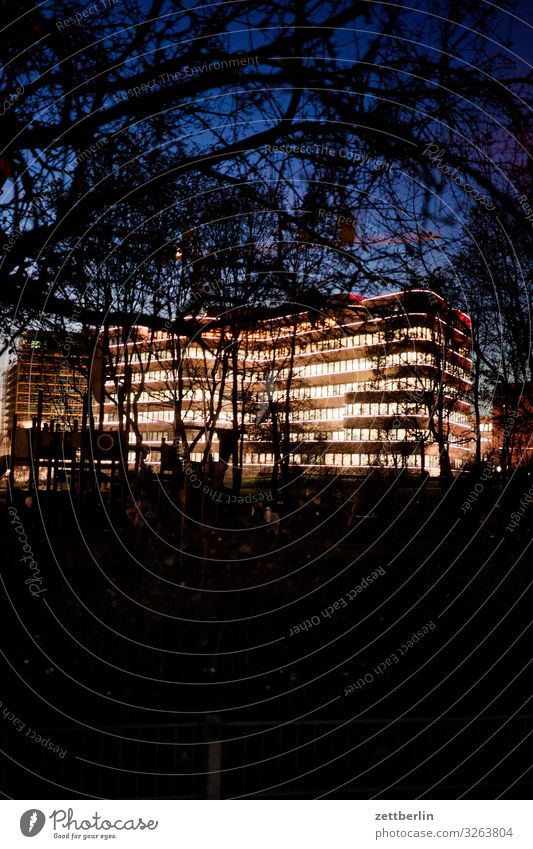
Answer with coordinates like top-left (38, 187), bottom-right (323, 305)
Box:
top-left (1, 715), bottom-right (531, 799)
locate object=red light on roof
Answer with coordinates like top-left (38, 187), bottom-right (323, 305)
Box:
top-left (347, 294), bottom-right (365, 302)
top-left (458, 311), bottom-right (472, 328)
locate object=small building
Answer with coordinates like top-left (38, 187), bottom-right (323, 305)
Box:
top-left (1, 332), bottom-right (86, 447)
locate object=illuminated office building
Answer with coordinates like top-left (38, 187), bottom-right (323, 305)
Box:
top-left (1, 332), bottom-right (86, 446)
top-left (102, 290), bottom-right (473, 476)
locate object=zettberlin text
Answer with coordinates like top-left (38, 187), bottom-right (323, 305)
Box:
top-left (375, 811), bottom-right (434, 821)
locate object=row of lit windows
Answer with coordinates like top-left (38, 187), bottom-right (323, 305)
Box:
top-left (183, 453), bottom-right (206, 464)
top-left (135, 391), bottom-right (170, 404)
top-left (286, 429), bottom-right (403, 443)
top-left (300, 326), bottom-right (436, 353)
top-left (292, 383), bottom-right (352, 399)
top-left (242, 449), bottom-right (464, 468)
top-left (140, 410), bottom-right (176, 423)
top-left (16, 370), bottom-right (78, 382)
top-left (106, 410), bottom-right (177, 424)
top-left (103, 401), bottom-right (469, 431)
top-left (445, 363), bottom-right (471, 380)
top-left (346, 402), bottom-right (423, 416)
top-left (293, 352), bottom-right (437, 378)
top-left (299, 358), bottom-right (369, 376)
top-left (282, 359), bottom-right (364, 378)
top-left (104, 408), bottom-right (261, 427)
top-left (135, 389), bottom-right (209, 404)
top-left (448, 434), bottom-right (472, 447)
top-left (247, 452), bottom-right (275, 464)
top-left (274, 452), bottom-right (432, 468)
top-left (216, 411), bottom-right (235, 423)
top-left (449, 411), bottom-right (471, 425)
top-left (352, 378), bottom-right (434, 392)
top-left (345, 428), bottom-right (413, 442)
top-left (322, 453), bottom-right (436, 468)
top-left (344, 403), bottom-right (470, 426)
top-left (287, 428), bottom-right (416, 443)
top-left (152, 326), bottom-right (438, 360)
top-left (165, 325), bottom-right (440, 362)
top-left (140, 369), bottom-right (173, 382)
top-left (138, 431), bottom-right (174, 443)
top-left (288, 431), bottom-right (346, 443)
top-left (248, 329), bottom-right (424, 359)
top-left (275, 453), bottom-right (441, 468)
top-left (324, 430), bottom-right (345, 442)
top-left (291, 407), bottom-right (345, 422)
top-left (136, 346), bottom-right (205, 362)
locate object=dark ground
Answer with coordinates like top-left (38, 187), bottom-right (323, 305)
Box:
top-left (1, 470), bottom-right (532, 798)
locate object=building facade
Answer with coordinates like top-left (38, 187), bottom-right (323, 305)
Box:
top-left (1, 333), bottom-right (86, 448)
top-left (102, 290), bottom-right (473, 476)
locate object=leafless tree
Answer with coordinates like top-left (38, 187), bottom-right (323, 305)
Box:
top-left (1, 0), bottom-right (530, 345)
